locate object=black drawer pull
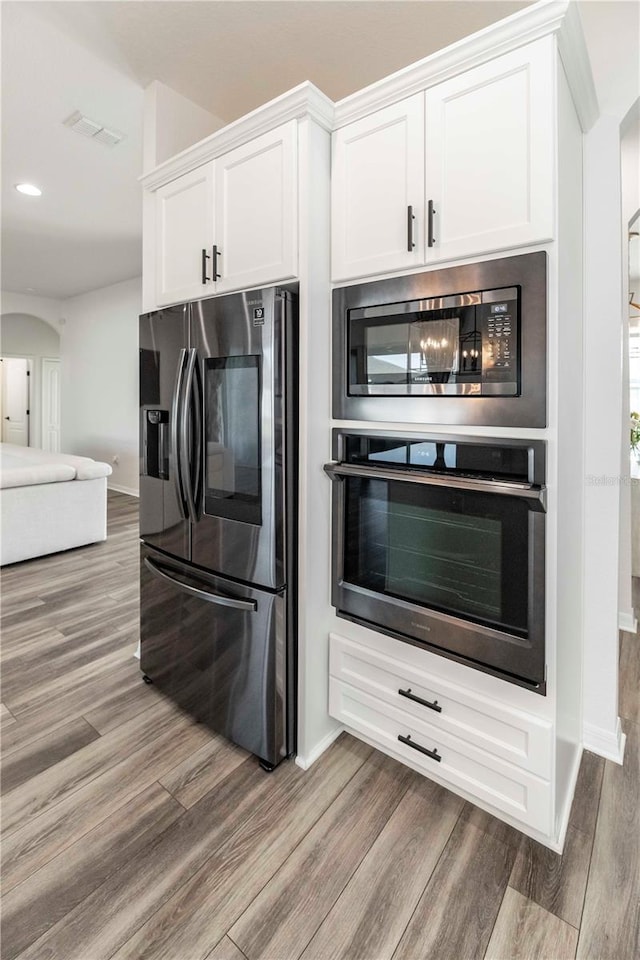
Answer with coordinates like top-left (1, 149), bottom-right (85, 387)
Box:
top-left (201, 248), bottom-right (211, 284)
top-left (398, 687), bottom-right (442, 712)
top-left (428, 199), bottom-right (436, 247)
top-left (398, 734), bottom-right (441, 762)
top-left (407, 205), bottom-right (416, 251)
top-left (212, 244), bottom-right (222, 279)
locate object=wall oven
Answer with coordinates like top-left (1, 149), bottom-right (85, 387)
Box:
top-left (325, 430), bottom-right (546, 693)
top-left (333, 251), bottom-right (546, 427)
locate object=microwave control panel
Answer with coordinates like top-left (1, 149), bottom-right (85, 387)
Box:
top-left (479, 292), bottom-right (519, 386)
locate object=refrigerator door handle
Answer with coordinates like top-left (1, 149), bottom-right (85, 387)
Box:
top-left (144, 557), bottom-right (258, 611)
top-left (171, 349), bottom-right (189, 519)
top-left (179, 347), bottom-right (198, 523)
top-left (180, 348), bottom-right (201, 523)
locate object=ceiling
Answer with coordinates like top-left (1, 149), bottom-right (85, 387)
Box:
top-left (1, 0), bottom-right (638, 302)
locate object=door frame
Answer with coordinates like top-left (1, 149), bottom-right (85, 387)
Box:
top-left (41, 356), bottom-right (61, 453)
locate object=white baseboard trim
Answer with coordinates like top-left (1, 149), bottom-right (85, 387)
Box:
top-left (583, 717), bottom-right (626, 764)
top-left (108, 483), bottom-right (139, 498)
top-left (619, 610), bottom-right (638, 634)
top-left (295, 724), bottom-right (344, 770)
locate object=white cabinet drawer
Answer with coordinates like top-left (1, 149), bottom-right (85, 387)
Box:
top-left (330, 677), bottom-right (552, 835)
top-left (330, 634), bottom-right (552, 779)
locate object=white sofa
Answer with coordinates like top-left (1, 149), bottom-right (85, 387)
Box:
top-left (0, 443), bottom-right (112, 566)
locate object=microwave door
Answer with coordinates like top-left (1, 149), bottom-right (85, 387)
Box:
top-left (190, 287), bottom-right (288, 590)
top-left (139, 304), bottom-right (191, 561)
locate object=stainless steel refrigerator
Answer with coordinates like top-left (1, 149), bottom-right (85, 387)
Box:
top-left (138, 285), bottom-right (298, 770)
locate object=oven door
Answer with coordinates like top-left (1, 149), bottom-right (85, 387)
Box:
top-left (325, 463), bottom-right (546, 692)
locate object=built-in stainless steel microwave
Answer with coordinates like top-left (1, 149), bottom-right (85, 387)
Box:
top-left (333, 252), bottom-right (547, 428)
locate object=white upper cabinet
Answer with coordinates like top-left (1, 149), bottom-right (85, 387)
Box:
top-left (331, 94), bottom-right (425, 282)
top-left (155, 163), bottom-right (215, 306)
top-left (424, 38), bottom-right (554, 263)
top-left (332, 38), bottom-right (555, 282)
top-left (215, 121), bottom-right (298, 293)
top-left (153, 121), bottom-right (298, 306)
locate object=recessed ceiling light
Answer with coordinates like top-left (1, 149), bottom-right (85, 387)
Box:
top-left (16, 183), bottom-right (42, 197)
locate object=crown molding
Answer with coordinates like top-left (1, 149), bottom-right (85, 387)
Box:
top-left (334, 0), bottom-right (598, 132)
top-left (555, 1), bottom-right (599, 131)
top-left (141, 82), bottom-right (335, 191)
top-left (141, 0), bottom-right (599, 193)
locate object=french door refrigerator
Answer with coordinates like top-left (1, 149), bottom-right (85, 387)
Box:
top-left (139, 285), bottom-right (298, 770)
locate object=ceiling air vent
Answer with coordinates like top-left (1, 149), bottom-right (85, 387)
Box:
top-left (63, 111), bottom-right (124, 147)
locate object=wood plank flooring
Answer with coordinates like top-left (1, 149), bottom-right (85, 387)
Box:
top-left (1, 490), bottom-right (638, 960)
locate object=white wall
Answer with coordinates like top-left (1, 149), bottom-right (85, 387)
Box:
top-left (143, 80), bottom-right (224, 173)
top-left (0, 311), bottom-right (61, 449)
top-left (1, 312), bottom-right (60, 357)
top-left (582, 114), bottom-right (625, 762)
top-left (619, 102), bottom-right (640, 629)
top-left (60, 276), bottom-right (141, 495)
top-left (1, 291), bottom-right (62, 333)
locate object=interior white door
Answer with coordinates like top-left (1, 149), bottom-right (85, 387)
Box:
top-left (41, 358), bottom-right (61, 453)
top-left (424, 37), bottom-right (554, 263)
top-left (332, 93), bottom-right (425, 282)
top-left (215, 120), bottom-right (298, 293)
top-left (155, 162), bottom-right (215, 306)
top-left (1, 357), bottom-right (30, 445)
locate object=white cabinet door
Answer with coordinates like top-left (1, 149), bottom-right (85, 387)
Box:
top-left (425, 38), bottom-right (554, 263)
top-left (1, 357), bottom-right (30, 445)
top-left (215, 121), bottom-right (297, 293)
top-left (332, 94), bottom-right (425, 282)
top-left (155, 163), bottom-right (215, 306)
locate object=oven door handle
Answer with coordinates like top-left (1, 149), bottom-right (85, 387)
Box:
top-left (323, 462), bottom-right (546, 512)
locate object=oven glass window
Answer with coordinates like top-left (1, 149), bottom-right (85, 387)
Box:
top-left (343, 476), bottom-right (529, 638)
top-left (204, 355), bottom-right (261, 525)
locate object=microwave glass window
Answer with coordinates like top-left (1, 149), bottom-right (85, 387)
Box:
top-left (362, 321), bottom-right (411, 382)
top-left (361, 314), bottom-right (463, 383)
top-left (351, 307), bottom-right (480, 389)
top-left (343, 475), bottom-right (529, 638)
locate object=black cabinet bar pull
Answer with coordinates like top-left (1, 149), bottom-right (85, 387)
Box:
top-left (407, 205), bottom-right (416, 252)
top-left (398, 734), bottom-right (441, 762)
top-left (427, 200), bottom-right (436, 248)
top-left (212, 245), bottom-right (222, 279)
top-left (201, 248), bottom-right (211, 284)
top-left (398, 687), bottom-right (442, 713)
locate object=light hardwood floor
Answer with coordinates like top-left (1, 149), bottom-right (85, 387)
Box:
top-left (1, 491), bottom-right (638, 960)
